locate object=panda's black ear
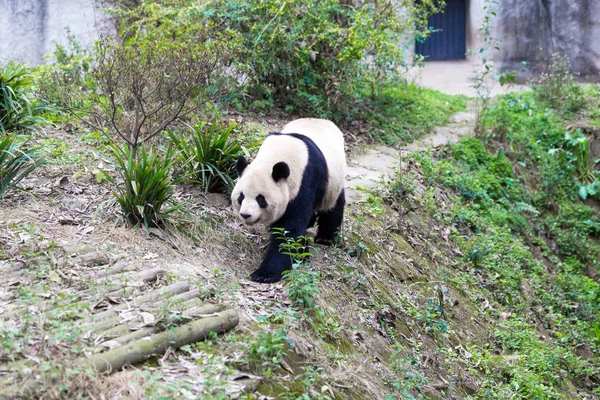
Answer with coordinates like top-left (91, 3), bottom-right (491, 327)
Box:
top-left (272, 162), bottom-right (290, 182)
top-left (236, 156), bottom-right (248, 177)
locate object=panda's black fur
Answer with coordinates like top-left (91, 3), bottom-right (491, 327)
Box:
top-left (236, 133), bottom-right (345, 283)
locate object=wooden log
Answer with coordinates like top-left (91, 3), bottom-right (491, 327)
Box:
top-left (87, 309), bottom-right (239, 374)
top-left (1, 270), bottom-right (162, 322)
top-left (0, 310), bottom-right (239, 398)
top-left (182, 304), bottom-right (224, 319)
top-left (94, 267), bottom-right (165, 286)
top-left (102, 323), bottom-right (134, 338)
top-left (91, 281), bottom-right (190, 322)
top-left (85, 315), bottom-right (124, 334)
top-left (90, 261), bottom-right (131, 279)
top-left (67, 250), bottom-right (109, 267)
top-left (98, 327), bottom-right (157, 350)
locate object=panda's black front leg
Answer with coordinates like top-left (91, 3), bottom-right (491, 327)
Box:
top-left (250, 233), bottom-right (296, 283)
top-left (250, 209), bottom-right (311, 283)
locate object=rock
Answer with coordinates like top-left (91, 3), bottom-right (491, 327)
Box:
top-left (498, 0), bottom-right (600, 79)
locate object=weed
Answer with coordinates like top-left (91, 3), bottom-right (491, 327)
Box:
top-left (245, 327), bottom-right (291, 376)
top-left (385, 344), bottom-right (428, 399)
top-left (564, 129), bottom-right (599, 200)
top-left (532, 53), bottom-right (586, 116)
top-left (0, 135), bottom-right (46, 200)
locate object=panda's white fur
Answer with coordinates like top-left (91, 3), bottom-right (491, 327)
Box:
top-left (231, 118), bottom-right (346, 283)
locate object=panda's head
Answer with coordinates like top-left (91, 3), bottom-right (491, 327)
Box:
top-left (231, 156), bottom-right (291, 227)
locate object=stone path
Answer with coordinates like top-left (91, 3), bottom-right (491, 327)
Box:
top-left (345, 101), bottom-right (477, 203)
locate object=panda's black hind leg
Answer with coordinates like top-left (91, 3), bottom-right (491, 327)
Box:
top-left (315, 189), bottom-right (345, 245)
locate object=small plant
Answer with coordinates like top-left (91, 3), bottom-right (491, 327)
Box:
top-left (0, 62), bottom-right (42, 132)
top-left (102, 144), bottom-right (180, 228)
top-left (386, 344), bottom-right (428, 399)
top-left (532, 53), bottom-right (585, 116)
top-left (169, 119), bottom-right (246, 193)
top-left (245, 328), bottom-right (290, 375)
top-left (36, 29), bottom-right (93, 110)
top-left (0, 135), bottom-right (46, 200)
top-left (275, 228), bottom-right (320, 310)
top-left (564, 129), bottom-right (599, 200)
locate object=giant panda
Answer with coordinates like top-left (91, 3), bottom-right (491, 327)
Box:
top-left (231, 118), bottom-right (346, 283)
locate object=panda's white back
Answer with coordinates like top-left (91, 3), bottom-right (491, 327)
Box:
top-left (281, 118), bottom-right (346, 212)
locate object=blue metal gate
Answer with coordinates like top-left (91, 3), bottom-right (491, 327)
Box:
top-left (415, 0), bottom-right (466, 60)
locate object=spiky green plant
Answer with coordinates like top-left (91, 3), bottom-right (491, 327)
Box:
top-left (0, 135), bottom-right (45, 200)
top-left (168, 119), bottom-right (246, 193)
top-left (102, 144), bottom-right (180, 228)
top-left (0, 63), bottom-right (40, 132)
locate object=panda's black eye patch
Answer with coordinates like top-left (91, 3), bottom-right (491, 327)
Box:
top-left (238, 192), bottom-right (245, 205)
top-left (256, 194), bottom-right (268, 208)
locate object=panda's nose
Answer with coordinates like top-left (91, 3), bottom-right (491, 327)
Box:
top-left (240, 213), bottom-right (252, 220)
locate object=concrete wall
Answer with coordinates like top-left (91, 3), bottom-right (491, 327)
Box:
top-left (465, 0), bottom-right (486, 58)
top-left (0, 0), bottom-right (114, 66)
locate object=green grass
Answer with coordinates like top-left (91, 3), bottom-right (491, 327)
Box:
top-left (399, 87), bottom-right (600, 398)
top-left (362, 82), bottom-right (468, 145)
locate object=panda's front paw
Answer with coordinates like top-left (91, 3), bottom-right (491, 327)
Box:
top-left (250, 268), bottom-right (283, 283)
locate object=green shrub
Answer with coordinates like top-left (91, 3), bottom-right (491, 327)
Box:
top-left (35, 30), bottom-right (93, 110)
top-left (48, 27), bottom-right (238, 153)
top-left (113, 0), bottom-right (445, 119)
top-left (488, 151), bottom-right (513, 179)
top-left (452, 137), bottom-right (489, 166)
top-left (102, 144), bottom-right (179, 228)
top-left (0, 63), bottom-right (42, 132)
top-left (169, 119), bottom-right (246, 193)
top-left (0, 135), bottom-right (45, 200)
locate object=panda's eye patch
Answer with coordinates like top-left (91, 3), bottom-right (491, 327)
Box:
top-left (238, 192), bottom-right (244, 205)
top-left (256, 194), bottom-right (268, 208)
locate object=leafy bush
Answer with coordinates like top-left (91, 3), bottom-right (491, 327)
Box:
top-left (168, 119), bottom-right (246, 193)
top-left (532, 53), bottom-right (586, 116)
top-left (48, 26), bottom-right (238, 153)
top-left (113, 0), bottom-right (445, 118)
top-left (35, 30), bottom-right (93, 110)
top-left (0, 135), bottom-right (45, 200)
top-left (0, 63), bottom-right (42, 132)
top-left (452, 137), bottom-right (489, 166)
top-left (102, 144), bottom-right (179, 228)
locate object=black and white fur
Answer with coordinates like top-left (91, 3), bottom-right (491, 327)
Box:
top-left (231, 118), bottom-right (346, 283)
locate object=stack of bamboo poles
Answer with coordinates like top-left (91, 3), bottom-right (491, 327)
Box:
top-left (0, 256), bottom-right (239, 398)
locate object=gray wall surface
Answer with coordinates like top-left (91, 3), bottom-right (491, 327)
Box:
top-left (498, 0), bottom-right (600, 79)
top-left (0, 0), bottom-right (114, 66)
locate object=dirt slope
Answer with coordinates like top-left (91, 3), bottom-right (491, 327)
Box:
top-left (0, 104), bottom-right (503, 399)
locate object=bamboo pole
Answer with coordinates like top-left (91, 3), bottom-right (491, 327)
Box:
top-left (87, 309), bottom-right (239, 373)
top-left (0, 310), bottom-right (239, 398)
top-left (90, 281), bottom-right (190, 322)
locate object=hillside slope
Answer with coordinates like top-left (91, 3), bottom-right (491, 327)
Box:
top-left (1, 87), bottom-right (599, 399)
